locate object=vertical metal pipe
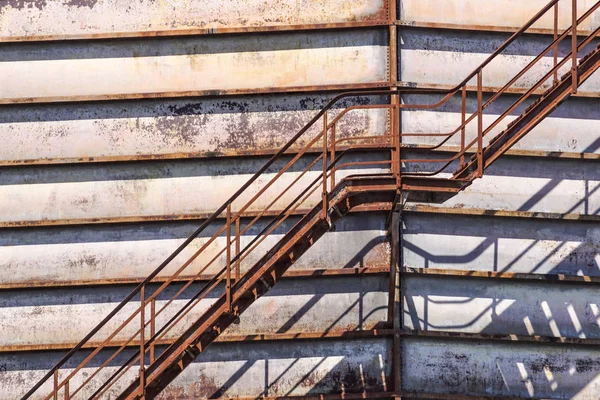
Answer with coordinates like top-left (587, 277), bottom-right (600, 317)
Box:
top-left (322, 112), bottom-right (328, 220)
top-left (554, 1), bottom-right (559, 84)
top-left (460, 86), bottom-right (466, 169)
top-left (226, 204), bottom-right (232, 312)
top-left (477, 70), bottom-right (484, 177)
top-left (139, 284), bottom-right (145, 398)
top-left (572, 0), bottom-right (578, 93)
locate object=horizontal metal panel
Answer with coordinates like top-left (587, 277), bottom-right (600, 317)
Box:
top-left (403, 337), bottom-right (600, 399)
top-left (403, 275), bottom-right (600, 339)
top-left (400, 0), bottom-right (600, 31)
top-left (0, 0), bottom-right (389, 38)
top-left (404, 151), bottom-right (600, 215)
top-left (401, 93), bottom-right (600, 154)
top-left (0, 152), bottom-right (390, 224)
top-left (403, 212), bottom-right (600, 276)
top-left (0, 213), bottom-right (389, 286)
top-left (0, 275), bottom-right (387, 348)
top-left (398, 27), bottom-right (600, 92)
top-left (0, 93), bottom-right (389, 164)
top-left (0, 29), bottom-right (389, 102)
top-left (4, 339), bottom-right (390, 399)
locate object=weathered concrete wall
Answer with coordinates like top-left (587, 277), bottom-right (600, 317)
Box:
top-left (0, 0), bottom-right (389, 38)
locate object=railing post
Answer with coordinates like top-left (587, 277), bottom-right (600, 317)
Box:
top-left (53, 370), bottom-right (58, 400)
top-left (460, 86), bottom-right (467, 169)
top-left (392, 94), bottom-right (401, 188)
top-left (139, 284), bottom-right (146, 399)
top-left (64, 380), bottom-right (69, 400)
top-left (235, 216), bottom-right (240, 282)
top-left (553, 1), bottom-right (559, 84)
top-left (477, 70), bottom-right (484, 178)
top-left (572, 0), bottom-right (578, 93)
top-left (226, 204), bottom-right (232, 313)
top-left (150, 298), bottom-right (156, 363)
top-left (330, 124), bottom-right (336, 191)
top-left (322, 112), bottom-right (328, 220)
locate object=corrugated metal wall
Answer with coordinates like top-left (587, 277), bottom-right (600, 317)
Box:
top-left (0, 0), bottom-right (599, 399)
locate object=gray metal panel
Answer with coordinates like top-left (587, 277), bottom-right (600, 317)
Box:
top-left (403, 212), bottom-right (600, 276)
top-left (0, 93), bottom-right (389, 163)
top-left (0, 213), bottom-right (389, 286)
top-left (2, 339), bottom-right (390, 399)
top-left (403, 275), bottom-right (600, 339)
top-left (401, 93), bottom-right (600, 154)
top-left (400, 0), bottom-right (600, 30)
top-left (0, 275), bottom-right (388, 348)
top-left (0, 29), bottom-right (389, 101)
top-left (398, 27), bottom-right (600, 92)
top-left (0, 0), bottom-right (388, 38)
top-left (0, 152), bottom-right (390, 224)
top-left (403, 337), bottom-right (600, 399)
top-left (404, 152), bottom-right (600, 215)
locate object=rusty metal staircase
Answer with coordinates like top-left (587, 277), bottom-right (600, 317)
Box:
top-left (23, 0), bottom-right (600, 398)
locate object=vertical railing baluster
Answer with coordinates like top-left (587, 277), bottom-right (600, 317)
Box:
top-left (150, 298), bottom-right (156, 363)
top-left (554, 1), bottom-right (559, 84)
top-left (139, 284), bottom-right (146, 399)
top-left (477, 70), bottom-right (484, 178)
top-left (572, 0), bottom-right (578, 93)
top-left (226, 204), bottom-right (232, 313)
top-left (322, 112), bottom-right (328, 220)
top-left (460, 86), bottom-right (466, 169)
top-left (53, 370), bottom-right (58, 400)
top-left (235, 216), bottom-right (240, 282)
top-left (330, 124), bottom-right (336, 191)
top-left (64, 380), bottom-right (69, 400)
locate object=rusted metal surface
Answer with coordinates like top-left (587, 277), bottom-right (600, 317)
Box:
top-left (399, 27), bottom-right (600, 93)
top-left (402, 274), bottom-right (600, 338)
top-left (0, 275), bottom-right (389, 350)
top-left (404, 204), bottom-right (600, 221)
top-left (403, 211), bottom-right (600, 276)
top-left (402, 337), bottom-right (600, 398)
top-left (0, 0), bottom-right (390, 40)
top-left (0, 30), bottom-right (389, 103)
top-left (4, 339), bottom-right (392, 399)
top-left (0, 93), bottom-right (389, 165)
top-left (402, 329), bottom-right (600, 347)
top-left (399, 0), bottom-right (600, 31)
top-left (0, 152), bottom-right (390, 225)
top-left (403, 267), bottom-right (600, 285)
top-left (397, 19), bottom-right (597, 36)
